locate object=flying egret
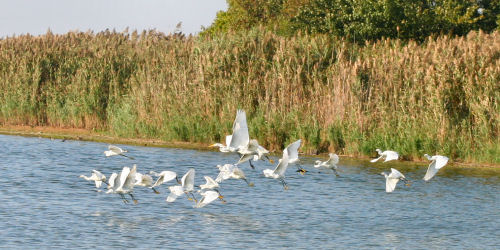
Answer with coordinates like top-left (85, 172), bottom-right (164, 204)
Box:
top-left (215, 164), bottom-right (254, 186)
top-left (80, 170), bottom-right (107, 188)
top-left (134, 172), bottom-right (160, 194)
top-left (106, 169), bottom-right (134, 204)
top-left (371, 149), bottom-right (399, 163)
top-left (149, 171), bottom-right (179, 193)
top-left (166, 169), bottom-right (197, 203)
top-left (210, 109), bottom-right (249, 153)
top-left (423, 154), bottom-right (449, 181)
top-left (314, 153), bottom-right (340, 176)
top-left (210, 135), bottom-right (233, 152)
top-left (104, 145), bottom-right (135, 160)
top-left (380, 168), bottom-right (410, 193)
top-left (115, 165), bottom-right (139, 204)
top-left (281, 139), bottom-right (305, 174)
top-left (263, 151), bottom-right (290, 190)
top-left (237, 139), bottom-right (274, 168)
top-left (195, 190), bottom-right (225, 208)
top-left (199, 176), bottom-right (220, 190)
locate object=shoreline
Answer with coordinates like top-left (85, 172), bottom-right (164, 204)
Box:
top-left (0, 125), bottom-right (498, 169)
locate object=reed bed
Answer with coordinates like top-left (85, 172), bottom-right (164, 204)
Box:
top-left (0, 29), bottom-right (498, 163)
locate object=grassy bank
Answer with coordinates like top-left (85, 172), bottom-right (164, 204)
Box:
top-left (0, 29), bottom-right (498, 163)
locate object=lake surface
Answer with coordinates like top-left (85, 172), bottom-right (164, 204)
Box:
top-left (0, 134), bottom-right (499, 249)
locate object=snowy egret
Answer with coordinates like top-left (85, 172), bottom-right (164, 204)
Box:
top-left (371, 149), bottom-right (399, 163)
top-left (423, 154), bottom-right (449, 181)
top-left (237, 139), bottom-right (274, 168)
top-left (263, 152), bottom-right (289, 190)
top-left (80, 170), bottom-right (107, 188)
top-left (115, 165), bottom-right (139, 204)
top-left (104, 145), bottom-right (135, 159)
top-left (195, 190), bottom-right (225, 208)
top-left (134, 172), bottom-right (160, 194)
top-left (215, 164), bottom-right (254, 186)
top-left (380, 168), bottom-right (410, 193)
top-left (281, 139), bottom-right (305, 174)
top-left (314, 153), bottom-right (340, 176)
top-left (199, 176), bottom-right (219, 190)
top-left (166, 169), bottom-right (197, 203)
top-left (149, 170), bottom-right (179, 193)
top-left (210, 110), bottom-right (249, 153)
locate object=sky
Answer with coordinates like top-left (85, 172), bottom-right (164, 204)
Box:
top-left (0, 0), bottom-right (228, 37)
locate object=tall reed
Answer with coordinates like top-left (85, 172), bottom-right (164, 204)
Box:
top-left (0, 29), bottom-right (498, 163)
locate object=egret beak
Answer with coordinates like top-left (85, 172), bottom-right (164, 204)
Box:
top-left (209, 144), bottom-right (217, 148)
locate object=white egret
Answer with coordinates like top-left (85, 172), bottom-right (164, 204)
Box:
top-left (195, 190), bottom-right (225, 208)
top-left (314, 153), bottom-right (340, 176)
top-left (134, 172), bottom-right (161, 194)
top-left (106, 173), bottom-right (118, 194)
top-left (210, 109), bottom-right (249, 153)
top-left (263, 152), bottom-right (289, 190)
top-left (210, 135), bottom-right (233, 152)
top-left (199, 176), bottom-right (220, 190)
top-left (215, 164), bottom-right (254, 186)
top-left (380, 168), bottom-right (410, 193)
top-left (423, 154), bottom-right (449, 181)
top-left (237, 139), bottom-right (274, 168)
top-left (149, 170), bottom-right (179, 193)
top-left (166, 168), bottom-right (197, 203)
top-left (104, 145), bottom-right (135, 159)
top-left (229, 109), bottom-right (250, 152)
top-left (282, 139), bottom-right (306, 174)
top-left (371, 149), bottom-right (399, 163)
top-left (80, 170), bottom-right (107, 188)
top-left (115, 165), bottom-right (138, 204)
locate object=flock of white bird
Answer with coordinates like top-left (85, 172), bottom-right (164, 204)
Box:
top-left (80, 110), bottom-right (450, 208)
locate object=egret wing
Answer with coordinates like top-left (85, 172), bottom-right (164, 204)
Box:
top-left (434, 156), bottom-right (449, 170)
top-left (423, 161), bottom-right (439, 181)
top-left (229, 110), bottom-right (249, 150)
top-left (108, 145), bottom-right (123, 154)
top-left (166, 185), bottom-right (184, 202)
top-left (195, 191), bottom-right (219, 208)
top-left (384, 151), bottom-right (399, 162)
top-left (284, 139), bottom-right (301, 163)
top-left (181, 169), bottom-right (195, 192)
top-left (385, 178), bottom-right (399, 192)
top-left (325, 153), bottom-right (339, 166)
top-left (273, 158), bottom-right (289, 177)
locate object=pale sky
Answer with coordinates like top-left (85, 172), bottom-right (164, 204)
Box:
top-left (0, 0), bottom-right (228, 37)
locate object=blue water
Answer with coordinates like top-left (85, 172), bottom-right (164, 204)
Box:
top-left (0, 134), bottom-right (499, 249)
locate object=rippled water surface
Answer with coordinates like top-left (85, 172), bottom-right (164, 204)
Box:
top-left (0, 134), bottom-right (499, 249)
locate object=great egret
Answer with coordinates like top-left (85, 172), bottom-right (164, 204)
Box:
top-left (80, 170), bottom-right (107, 188)
top-left (423, 154), bottom-right (449, 181)
top-left (371, 149), bottom-right (399, 163)
top-left (195, 190), bottom-right (225, 208)
top-left (314, 153), bottom-right (340, 176)
top-left (380, 168), bottom-right (410, 193)
top-left (263, 151), bottom-right (289, 190)
top-left (166, 169), bottom-right (196, 203)
top-left (149, 170), bottom-right (179, 193)
top-left (215, 164), bottom-right (254, 186)
top-left (104, 145), bottom-right (135, 160)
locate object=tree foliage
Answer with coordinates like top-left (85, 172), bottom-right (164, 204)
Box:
top-left (203, 0), bottom-right (500, 42)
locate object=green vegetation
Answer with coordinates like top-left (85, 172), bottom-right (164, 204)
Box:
top-left (203, 0), bottom-right (500, 42)
top-left (0, 29), bottom-right (499, 163)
